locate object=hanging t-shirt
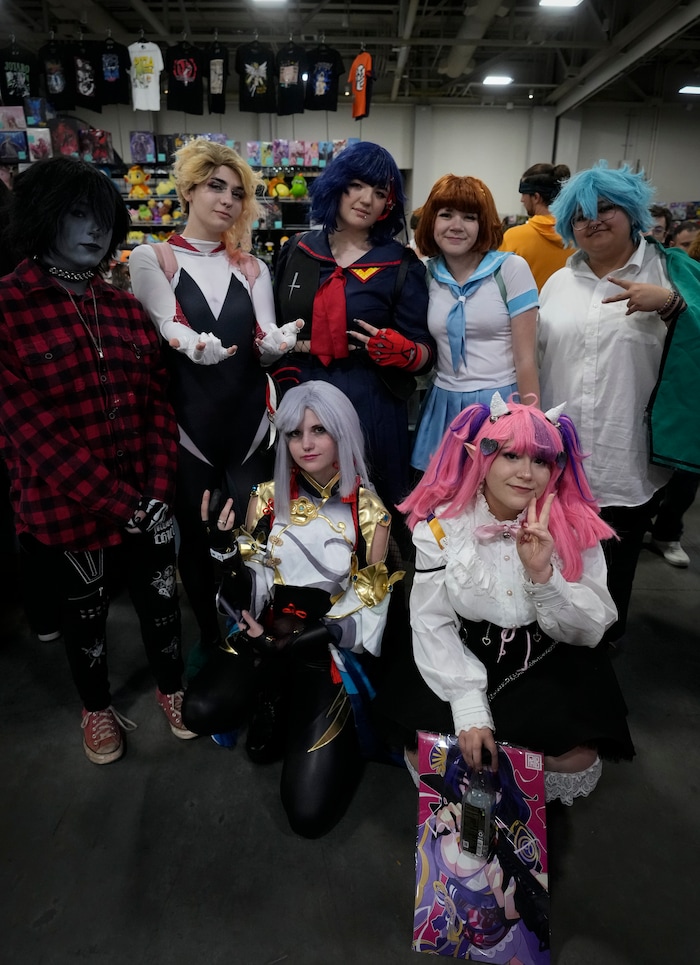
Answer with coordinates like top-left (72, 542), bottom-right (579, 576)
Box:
top-left (235, 42), bottom-right (276, 113)
top-left (276, 43), bottom-right (307, 116)
top-left (39, 42), bottom-right (76, 111)
top-left (206, 43), bottom-right (229, 114)
top-left (99, 39), bottom-right (131, 105)
top-left (0, 45), bottom-right (40, 105)
top-left (165, 42), bottom-right (204, 115)
top-left (73, 42), bottom-right (102, 113)
top-left (129, 40), bottom-right (164, 112)
top-left (348, 51), bottom-right (373, 121)
top-left (304, 45), bottom-right (344, 111)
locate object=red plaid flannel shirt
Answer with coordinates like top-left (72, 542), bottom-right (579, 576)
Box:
top-left (0, 259), bottom-right (179, 550)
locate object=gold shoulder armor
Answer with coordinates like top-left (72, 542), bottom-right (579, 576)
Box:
top-left (358, 487), bottom-right (391, 560)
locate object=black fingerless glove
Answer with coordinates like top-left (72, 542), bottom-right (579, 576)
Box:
top-left (202, 489), bottom-right (239, 563)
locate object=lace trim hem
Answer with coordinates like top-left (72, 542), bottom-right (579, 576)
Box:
top-left (544, 755), bottom-right (602, 806)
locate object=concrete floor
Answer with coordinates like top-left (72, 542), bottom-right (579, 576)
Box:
top-left (1, 500), bottom-right (698, 965)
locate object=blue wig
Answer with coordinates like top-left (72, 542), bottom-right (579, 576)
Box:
top-left (308, 141), bottom-right (407, 243)
top-left (551, 160), bottom-right (655, 247)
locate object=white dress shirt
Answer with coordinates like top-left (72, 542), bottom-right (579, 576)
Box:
top-left (538, 238), bottom-right (670, 506)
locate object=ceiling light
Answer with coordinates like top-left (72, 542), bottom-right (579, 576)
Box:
top-left (539, 0), bottom-right (584, 7)
top-left (483, 75), bottom-right (513, 86)
top-left (679, 85), bottom-right (700, 94)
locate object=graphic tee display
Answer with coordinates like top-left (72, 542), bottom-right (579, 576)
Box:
top-left (235, 42), bottom-right (276, 113)
top-left (129, 40), bottom-right (164, 112)
top-left (304, 45), bottom-right (344, 111)
top-left (275, 43), bottom-right (308, 116)
top-left (165, 42), bottom-right (204, 115)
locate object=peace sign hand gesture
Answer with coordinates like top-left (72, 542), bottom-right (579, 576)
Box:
top-left (516, 493), bottom-right (555, 584)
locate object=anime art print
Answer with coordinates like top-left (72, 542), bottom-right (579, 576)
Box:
top-left (27, 128), bottom-right (52, 161)
top-left (413, 732), bottom-right (550, 962)
top-left (0, 130), bottom-right (27, 162)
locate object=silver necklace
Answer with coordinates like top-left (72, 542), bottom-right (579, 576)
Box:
top-left (63, 285), bottom-right (104, 359)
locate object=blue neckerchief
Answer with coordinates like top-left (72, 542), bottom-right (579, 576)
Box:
top-left (428, 250), bottom-right (512, 372)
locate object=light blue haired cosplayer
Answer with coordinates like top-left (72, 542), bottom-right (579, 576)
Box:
top-left (551, 159), bottom-right (655, 247)
top-left (272, 381), bottom-right (371, 523)
top-left (308, 141), bottom-right (407, 243)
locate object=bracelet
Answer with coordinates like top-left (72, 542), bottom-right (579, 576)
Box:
top-left (658, 289), bottom-right (679, 317)
top-left (210, 545), bottom-right (238, 563)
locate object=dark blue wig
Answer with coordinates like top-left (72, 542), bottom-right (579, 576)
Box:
top-left (308, 141), bottom-right (407, 243)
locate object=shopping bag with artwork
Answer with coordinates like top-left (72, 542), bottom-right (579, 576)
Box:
top-left (413, 731), bottom-right (550, 962)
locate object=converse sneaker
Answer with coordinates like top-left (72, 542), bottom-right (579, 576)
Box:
top-left (156, 689), bottom-right (198, 739)
top-left (651, 539), bottom-right (690, 568)
top-left (81, 706), bottom-right (137, 765)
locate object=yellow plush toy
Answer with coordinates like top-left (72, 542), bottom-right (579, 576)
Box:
top-left (124, 165), bottom-right (151, 199)
top-left (156, 174), bottom-right (177, 196)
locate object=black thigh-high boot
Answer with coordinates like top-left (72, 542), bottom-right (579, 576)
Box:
top-left (280, 650), bottom-right (364, 839)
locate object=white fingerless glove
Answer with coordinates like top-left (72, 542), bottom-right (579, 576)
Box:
top-left (175, 329), bottom-right (232, 365)
top-left (257, 320), bottom-right (303, 366)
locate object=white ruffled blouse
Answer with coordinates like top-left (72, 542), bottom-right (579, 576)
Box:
top-left (410, 493), bottom-right (616, 736)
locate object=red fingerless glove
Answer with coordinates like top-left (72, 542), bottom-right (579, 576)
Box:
top-left (366, 327), bottom-right (421, 370)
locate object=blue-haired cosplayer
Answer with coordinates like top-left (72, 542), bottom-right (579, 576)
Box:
top-left (540, 160), bottom-right (700, 642)
top-left (273, 141), bottom-right (435, 512)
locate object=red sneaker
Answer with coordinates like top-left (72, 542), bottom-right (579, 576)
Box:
top-left (156, 689), bottom-right (198, 740)
top-left (81, 707), bottom-right (136, 765)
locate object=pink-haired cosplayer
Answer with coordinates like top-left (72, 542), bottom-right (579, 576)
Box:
top-left (398, 394), bottom-right (634, 805)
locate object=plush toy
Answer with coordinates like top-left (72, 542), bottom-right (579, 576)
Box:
top-left (290, 174), bottom-right (308, 198)
top-left (127, 230), bottom-right (145, 245)
top-left (159, 199), bottom-right (173, 224)
top-left (171, 206), bottom-right (184, 222)
top-left (267, 175), bottom-right (286, 197)
top-left (138, 203), bottom-right (152, 222)
top-left (273, 182), bottom-right (290, 198)
top-left (148, 198), bottom-right (160, 223)
top-left (124, 164), bottom-right (151, 199)
top-left (156, 174), bottom-right (177, 196)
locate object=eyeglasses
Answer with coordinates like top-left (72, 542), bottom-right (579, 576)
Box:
top-left (571, 201), bottom-right (619, 231)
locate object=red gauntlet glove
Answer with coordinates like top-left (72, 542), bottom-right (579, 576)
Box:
top-left (366, 327), bottom-right (421, 370)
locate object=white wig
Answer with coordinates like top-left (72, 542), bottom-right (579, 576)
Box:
top-left (273, 381), bottom-right (370, 522)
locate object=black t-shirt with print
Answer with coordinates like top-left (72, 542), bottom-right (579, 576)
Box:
top-left (165, 43), bottom-right (204, 115)
top-left (235, 42), bottom-right (276, 113)
top-left (98, 39), bottom-right (131, 105)
top-left (304, 45), bottom-right (344, 111)
top-left (206, 43), bottom-right (229, 114)
top-left (39, 42), bottom-right (76, 111)
top-left (0, 45), bottom-right (40, 105)
top-left (276, 43), bottom-right (308, 116)
top-left (73, 42), bottom-right (102, 113)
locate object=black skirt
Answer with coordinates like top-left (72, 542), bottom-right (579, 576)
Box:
top-left (372, 616), bottom-right (635, 762)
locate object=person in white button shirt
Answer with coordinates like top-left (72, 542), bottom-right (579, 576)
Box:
top-left (398, 394), bottom-right (634, 805)
top-left (538, 161), bottom-right (689, 644)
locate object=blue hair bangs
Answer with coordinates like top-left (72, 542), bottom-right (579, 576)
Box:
top-left (551, 160), bottom-right (655, 246)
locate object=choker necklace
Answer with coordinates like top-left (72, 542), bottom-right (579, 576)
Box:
top-left (47, 265), bottom-right (96, 283)
top-left (62, 285), bottom-right (104, 360)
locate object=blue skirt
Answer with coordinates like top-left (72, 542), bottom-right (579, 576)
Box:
top-left (411, 382), bottom-right (518, 471)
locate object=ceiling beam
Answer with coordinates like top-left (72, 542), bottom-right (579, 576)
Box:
top-left (553, 0), bottom-right (700, 115)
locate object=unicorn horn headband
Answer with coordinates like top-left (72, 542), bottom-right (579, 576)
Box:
top-left (478, 393), bottom-right (569, 463)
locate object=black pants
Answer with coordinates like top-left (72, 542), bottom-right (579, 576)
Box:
top-left (600, 499), bottom-right (655, 642)
top-left (183, 642), bottom-right (365, 839)
top-left (651, 471), bottom-right (700, 542)
top-left (174, 445), bottom-right (271, 647)
top-left (21, 520), bottom-right (183, 711)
